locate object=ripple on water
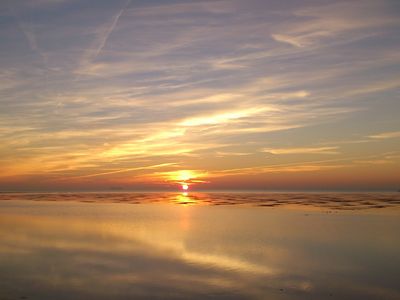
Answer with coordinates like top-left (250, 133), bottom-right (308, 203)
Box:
top-left (0, 192), bottom-right (399, 211)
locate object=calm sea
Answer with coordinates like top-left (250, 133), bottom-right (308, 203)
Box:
top-left (0, 192), bottom-right (399, 299)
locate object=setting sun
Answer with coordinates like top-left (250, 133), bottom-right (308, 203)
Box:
top-left (182, 184), bottom-right (189, 191)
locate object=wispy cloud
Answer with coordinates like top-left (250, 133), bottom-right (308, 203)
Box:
top-left (263, 147), bottom-right (339, 155)
top-left (64, 162), bottom-right (176, 180)
top-left (355, 159), bottom-right (393, 165)
top-left (179, 107), bottom-right (268, 127)
top-left (206, 152), bottom-right (399, 180)
top-left (216, 151), bottom-right (251, 157)
top-left (368, 131), bottom-right (400, 139)
top-left (270, 1), bottom-right (400, 49)
top-left (271, 34), bottom-right (304, 48)
top-left (12, 13), bottom-right (48, 67)
top-left (0, 0), bottom-right (399, 189)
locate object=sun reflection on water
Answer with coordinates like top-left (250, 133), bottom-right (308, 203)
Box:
top-left (174, 192), bottom-right (198, 206)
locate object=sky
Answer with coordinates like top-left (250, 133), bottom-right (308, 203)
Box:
top-left (0, 0), bottom-right (399, 191)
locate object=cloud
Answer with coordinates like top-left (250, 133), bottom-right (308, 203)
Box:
top-left (206, 151), bottom-right (400, 179)
top-left (168, 93), bottom-right (242, 107)
top-left (12, 14), bottom-right (48, 66)
top-left (65, 163), bottom-right (177, 180)
top-left (368, 131), bottom-right (400, 139)
top-left (208, 162), bottom-right (346, 178)
top-left (216, 151), bottom-right (251, 157)
top-left (128, 1), bottom-right (235, 17)
top-left (179, 107), bottom-right (267, 127)
top-left (345, 78), bottom-right (400, 96)
top-left (271, 34), bottom-right (304, 48)
top-left (355, 159), bottom-right (393, 165)
top-left (0, 0), bottom-right (399, 189)
top-left (263, 147), bottom-right (339, 155)
top-left (270, 1), bottom-right (400, 49)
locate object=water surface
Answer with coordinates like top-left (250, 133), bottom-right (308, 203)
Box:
top-left (0, 192), bottom-right (399, 299)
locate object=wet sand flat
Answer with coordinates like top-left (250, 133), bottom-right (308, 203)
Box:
top-left (0, 193), bottom-right (399, 299)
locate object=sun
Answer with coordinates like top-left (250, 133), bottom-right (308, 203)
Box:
top-left (182, 184), bottom-right (189, 191)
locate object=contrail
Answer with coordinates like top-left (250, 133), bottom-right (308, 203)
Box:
top-left (93, 0), bottom-right (131, 59)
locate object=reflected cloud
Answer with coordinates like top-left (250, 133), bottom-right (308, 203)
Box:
top-left (0, 199), bottom-right (399, 299)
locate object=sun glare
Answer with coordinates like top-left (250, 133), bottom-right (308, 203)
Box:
top-left (179, 170), bottom-right (193, 181)
top-left (163, 169), bottom-right (207, 191)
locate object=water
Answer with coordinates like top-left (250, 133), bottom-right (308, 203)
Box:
top-left (0, 192), bottom-right (399, 299)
